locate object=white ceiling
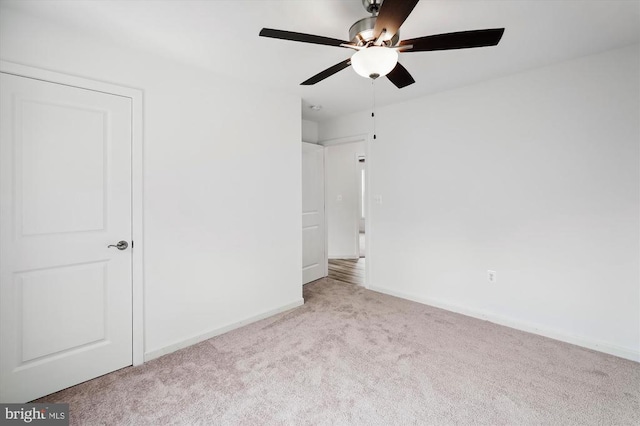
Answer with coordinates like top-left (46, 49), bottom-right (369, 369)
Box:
top-left (3, 0), bottom-right (639, 122)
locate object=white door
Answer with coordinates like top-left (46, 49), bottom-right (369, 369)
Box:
top-left (0, 73), bottom-right (133, 402)
top-left (302, 142), bottom-right (326, 284)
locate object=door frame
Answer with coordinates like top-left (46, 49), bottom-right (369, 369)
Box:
top-left (319, 133), bottom-right (371, 288)
top-left (0, 61), bottom-right (145, 366)
top-left (356, 154), bottom-right (366, 256)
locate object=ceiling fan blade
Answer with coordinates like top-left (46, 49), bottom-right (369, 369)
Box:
top-left (399, 28), bottom-right (505, 52)
top-left (260, 28), bottom-right (350, 48)
top-left (386, 62), bottom-right (415, 89)
top-left (373, 0), bottom-right (420, 41)
top-left (301, 59), bottom-right (352, 85)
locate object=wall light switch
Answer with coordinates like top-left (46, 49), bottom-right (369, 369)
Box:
top-left (487, 270), bottom-right (496, 283)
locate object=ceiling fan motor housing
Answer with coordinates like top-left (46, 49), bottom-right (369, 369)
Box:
top-left (349, 16), bottom-right (399, 46)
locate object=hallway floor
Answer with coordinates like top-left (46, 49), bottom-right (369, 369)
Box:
top-left (328, 258), bottom-right (365, 286)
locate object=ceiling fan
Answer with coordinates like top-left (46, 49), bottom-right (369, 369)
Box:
top-left (259, 0), bottom-right (505, 88)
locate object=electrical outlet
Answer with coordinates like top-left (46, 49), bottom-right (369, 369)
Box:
top-left (374, 195), bottom-right (383, 204)
top-left (487, 270), bottom-right (496, 283)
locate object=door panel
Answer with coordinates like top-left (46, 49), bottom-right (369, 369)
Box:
top-left (19, 262), bottom-right (107, 362)
top-left (20, 100), bottom-right (107, 235)
top-left (0, 73), bottom-right (133, 402)
top-left (302, 143), bottom-right (326, 284)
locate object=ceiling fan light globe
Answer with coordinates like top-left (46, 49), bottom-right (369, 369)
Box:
top-left (351, 47), bottom-right (398, 80)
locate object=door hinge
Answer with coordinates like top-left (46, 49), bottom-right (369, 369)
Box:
top-left (131, 240), bottom-right (134, 248)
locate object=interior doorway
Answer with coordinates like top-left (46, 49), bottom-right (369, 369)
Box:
top-left (323, 139), bottom-right (368, 287)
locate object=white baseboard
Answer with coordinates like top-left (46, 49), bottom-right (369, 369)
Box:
top-left (144, 298), bottom-right (305, 361)
top-left (328, 254), bottom-right (359, 260)
top-left (368, 285), bottom-right (639, 363)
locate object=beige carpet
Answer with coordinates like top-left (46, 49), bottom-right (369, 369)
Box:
top-left (37, 278), bottom-right (639, 425)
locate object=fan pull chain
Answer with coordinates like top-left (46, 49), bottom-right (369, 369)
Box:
top-left (371, 78), bottom-right (377, 140)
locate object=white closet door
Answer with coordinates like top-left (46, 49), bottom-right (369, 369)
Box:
top-left (0, 73), bottom-right (133, 402)
top-left (302, 142), bottom-right (326, 284)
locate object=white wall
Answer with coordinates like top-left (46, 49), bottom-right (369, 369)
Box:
top-left (0, 7), bottom-right (303, 358)
top-left (302, 119), bottom-right (318, 144)
top-left (319, 45), bottom-right (640, 361)
top-left (325, 142), bottom-right (365, 258)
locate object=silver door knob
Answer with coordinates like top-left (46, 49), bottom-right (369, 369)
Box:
top-left (107, 241), bottom-right (129, 250)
